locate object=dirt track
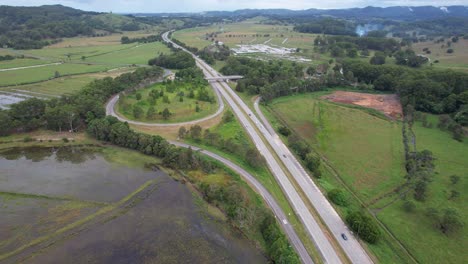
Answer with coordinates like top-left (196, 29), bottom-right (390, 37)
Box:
top-left (322, 91), bottom-right (403, 119)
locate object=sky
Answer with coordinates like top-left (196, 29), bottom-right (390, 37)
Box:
top-left (1, 0), bottom-right (467, 13)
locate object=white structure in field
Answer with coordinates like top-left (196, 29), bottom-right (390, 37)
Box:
top-left (232, 44), bottom-right (296, 55)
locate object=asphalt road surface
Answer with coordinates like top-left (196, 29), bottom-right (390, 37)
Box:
top-left (171, 141), bottom-right (314, 264)
top-left (162, 31), bottom-right (346, 263)
top-left (163, 30), bottom-right (374, 264)
top-left (105, 69), bottom-right (225, 127)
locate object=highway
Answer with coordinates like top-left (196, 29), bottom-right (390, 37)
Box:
top-left (253, 97), bottom-right (374, 264)
top-left (171, 141), bottom-right (314, 264)
top-left (163, 31), bottom-right (344, 263)
top-left (163, 30), bottom-right (374, 264)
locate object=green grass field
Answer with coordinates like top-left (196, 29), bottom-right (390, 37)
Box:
top-left (373, 115), bottom-right (468, 264)
top-left (117, 82), bottom-right (218, 123)
top-left (264, 92), bottom-right (467, 263)
top-left (0, 58), bottom-right (55, 69)
top-left (267, 92), bottom-right (406, 203)
top-left (0, 68), bottom-right (135, 97)
top-left (87, 42), bottom-right (171, 65)
top-left (0, 63), bottom-right (112, 86)
top-left (413, 38), bottom-right (468, 73)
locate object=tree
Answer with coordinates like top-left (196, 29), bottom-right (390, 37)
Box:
top-left (347, 48), bottom-right (358, 58)
top-left (135, 93), bottom-right (142, 101)
top-left (346, 211), bottom-right (381, 243)
top-left (414, 180), bottom-right (428, 201)
top-left (162, 108), bottom-right (171, 120)
top-left (0, 111), bottom-right (13, 136)
top-left (374, 74), bottom-right (396, 91)
top-left (178, 126), bottom-right (187, 139)
top-left (440, 208), bottom-right (463, 234)
top-left (447, 48), bottom-right (454, 54)
top-left (222, 111), bottom-right (234, 123)
top-left (305, 153), bottom-right (321, 178)
top-left (450, 175), bottom-right (460, 185)
top-left (189, 125), bottom-right (202, 140)
top-left (370, 52), bottom-right (386, 65)
top-left (195, 105), bottom-right (201, 112)
top-left (328, 189), bottom-right (348, 206)
top-left (278, 126), bottom-right (291, 136)
top-left (146, 106), bottom-right (156, 120)
top-left (246, 148), bottom-right (264, 168)
top-left (133, 105), bottom-right (143, 119)
top-left (402, 200), bottom-right (416, 212)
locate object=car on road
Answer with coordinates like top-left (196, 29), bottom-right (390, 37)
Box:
top-left (341, 233), bottom-right (348, 240)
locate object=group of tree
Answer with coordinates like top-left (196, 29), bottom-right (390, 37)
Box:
top-left (0, 55), bottom-right (15, 61)
top-left (0, 5), bottom-right (141, 49)
top-left (288, 134), bottom-right (322, 178)
top-left (314, 35), bottom-right (401, 57)
top-left (342, 59), bottom-right (468, 127)
top-left (0, 66), bottom-right (164, 136)
top-left (220, 57), bottom-right (304, 98)
top-left (121, 35), bottom-right (162, 44)
top-left (196, 43), bottom-right (231, 65)
top-left (346, 211), bottom-right (381, 243)
top-left (294, 18), bottom-right (357, 36)
top-left (148, 51), bottom-right (196, 69)
top-left (178, 113), bottom-right (265, 169)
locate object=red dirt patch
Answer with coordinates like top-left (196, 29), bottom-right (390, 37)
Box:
top-left (322, 91), bottom-right (403, 119)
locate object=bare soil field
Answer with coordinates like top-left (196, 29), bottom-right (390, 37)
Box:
top-left (322, 91), bottom-right (403, 119)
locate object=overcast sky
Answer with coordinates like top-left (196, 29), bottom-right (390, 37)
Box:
top-left (1, 0), bottom-right (467, 13)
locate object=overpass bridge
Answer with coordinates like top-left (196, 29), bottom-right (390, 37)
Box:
top-left (205, 75), bottom-right (243, 82)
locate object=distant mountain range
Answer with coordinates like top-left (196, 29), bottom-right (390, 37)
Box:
top-left (146, 6), bottom-right (468, 21)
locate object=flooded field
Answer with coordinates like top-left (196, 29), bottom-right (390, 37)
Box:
top-left (0, 146), bottom-right (266, 263)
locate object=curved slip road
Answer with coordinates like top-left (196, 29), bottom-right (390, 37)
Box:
top-left (105, 70), bottom-right (225, 127)
top-left (171, 141), bottom-right (314, 264)
top-left (164, 31), bottom-right (374, 264)
top-left (163, 31), bottom-right (342, 263)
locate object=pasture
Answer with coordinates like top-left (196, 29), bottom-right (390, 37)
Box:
top-left (374, 114), bottom-right (468, 264)
top-left (267, 92), bottom-right (406, 203)
top-left (413, 38), bottom-right (468, 72)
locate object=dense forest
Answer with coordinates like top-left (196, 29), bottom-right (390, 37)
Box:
top-left (148, 51), bottom-right (196, 69)
top-left (0, 5), bottom-right (142, 49)
top-left (294, 18), bottom-right (357, 36)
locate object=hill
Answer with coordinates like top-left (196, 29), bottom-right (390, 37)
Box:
top-left (0, 5), bottom-right (145, 49)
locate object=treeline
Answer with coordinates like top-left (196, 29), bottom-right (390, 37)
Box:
top-left (0, 55), bottom-right (15, 61)
top-left (0, 66), bottom-right (164, 136)
top-left (121, 35), bottom-right (162, 44)
top-left (196, 44), bottom-right (231, 65)
top-left (314, 35), bottom-right (401, 55)
top-left (220, 57), bottom-right (304, 99)
top-left (294, 18), bottom-right (357, 36)
top-left (0, 5), bottom-right (141, 49)
top-left (148, 51), bottom-right (196, 69)
top-left (342, 60), bottom-right (468, 127)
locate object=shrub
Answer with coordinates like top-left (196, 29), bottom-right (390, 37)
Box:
top-left (346, 211), bottom-right (381, 243)
top-left (328, 189), bottom-right (348, 206)
top-left (23, 136), bottom-right (35, 142)
top-left (62, 137), bottom-right (69, 143)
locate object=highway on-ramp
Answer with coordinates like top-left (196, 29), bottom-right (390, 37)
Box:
top-left (171, 141), bottom-right (314, 264)
top-left (163, 30), bottom-right (374, 264)
top-left (105, 69), bottom-right (225, 127)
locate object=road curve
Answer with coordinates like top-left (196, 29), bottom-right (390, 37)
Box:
top-left (164, 30), bottom-right (373, 264)
top-left (105, 67), bottom-right (225, 127)
top-left (163, 31), bottom-right (342, 263)
top-left (171, 141), bottom-right (314, 264)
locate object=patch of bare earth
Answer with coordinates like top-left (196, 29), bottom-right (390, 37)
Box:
top-left (322, 91), bottom-right (403, 119)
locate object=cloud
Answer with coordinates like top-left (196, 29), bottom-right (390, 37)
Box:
top-left (1, 0), bottom-right (467, 12)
